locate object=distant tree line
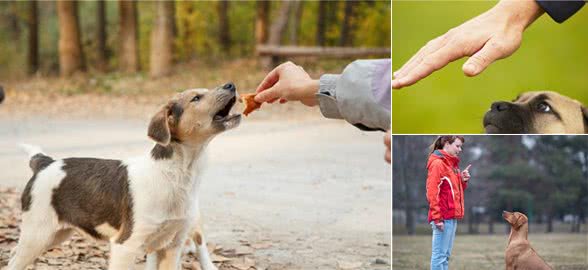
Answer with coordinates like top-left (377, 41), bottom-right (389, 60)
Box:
top-left (0, 0), bottom-right (390, 79)
top-left (393, 136), bottom-right (588, 235)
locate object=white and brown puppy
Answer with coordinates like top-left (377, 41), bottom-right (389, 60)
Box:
top-left (502, 211), bottom-right (552, 270)
top-left (7, 83), bottom-right (241, 270)
top-left (484, 91), bottom-right (588, 134)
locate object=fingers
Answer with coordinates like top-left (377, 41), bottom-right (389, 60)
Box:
top-left (393, 41), bottom-right (465, 89)
top-left (394, 35), bottom-right (446, 79)
top-left (255, 85), bottom-right (281, 103)
top-left (462, 40), bottom-right (505, 77)
top-left (464, 164), bottom-right (472, 171)
top-left (255, 66), bottom-right (280, 94)
top-left (393, 35), bottom-right (448, 89)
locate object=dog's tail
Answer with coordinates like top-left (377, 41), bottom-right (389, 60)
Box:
top-left (19, 144), bottom-right (54, 173)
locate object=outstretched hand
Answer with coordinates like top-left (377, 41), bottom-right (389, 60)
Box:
top-left (254, 61), bottom-right (319, 107)
top-left (392, 0), bottom-right (544, 89)
top-left (461, 164), bottom-right (472, 182)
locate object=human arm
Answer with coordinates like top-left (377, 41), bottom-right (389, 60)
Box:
top-left (255, 60), bottom-right (391, 131)
top-left (392, 0), bottom-right (545, 89)
top-left (317, 59), bottom-right (391, 131)
top-left (426, 160), bottom-right (444, 225)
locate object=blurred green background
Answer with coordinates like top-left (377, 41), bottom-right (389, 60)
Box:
top-left (392, 1), bottom-right (588, 134)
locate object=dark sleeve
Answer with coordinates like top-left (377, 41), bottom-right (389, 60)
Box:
top-left (536, 0), bottom-right (585, 23)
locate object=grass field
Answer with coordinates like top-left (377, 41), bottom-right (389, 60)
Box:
top-left (392, 1), bottom-right (588, 133)
top-left (393, 234), bottom-right (588, 270)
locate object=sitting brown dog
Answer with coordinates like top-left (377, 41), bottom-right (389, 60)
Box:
top-left (502, 211), bottom-right (553, 270)
top-left (484, 91), bottom-right (588, 134)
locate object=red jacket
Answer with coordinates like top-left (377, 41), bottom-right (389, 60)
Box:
top-left (426, 150), bottom-right (467, 223)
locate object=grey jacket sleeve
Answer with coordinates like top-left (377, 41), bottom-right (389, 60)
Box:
top-left (316, 59), bottom-right (391, 131)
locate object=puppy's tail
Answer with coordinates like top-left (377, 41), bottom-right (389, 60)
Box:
top-left (19, 143), bottom-right (54, 173)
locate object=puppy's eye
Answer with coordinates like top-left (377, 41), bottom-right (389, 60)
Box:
top-left (536, 102), bottom-right (551, 113)
top-left (191, 95), bottom-right (202, 102)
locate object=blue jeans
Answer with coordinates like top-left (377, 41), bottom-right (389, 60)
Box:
top-left (430, 219), bottom-right (457, 270)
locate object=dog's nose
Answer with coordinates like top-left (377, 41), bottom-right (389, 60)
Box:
top-left (491, 101), bottom-right (510, 112)
top-left (222, 82), bottom-right (235, 92)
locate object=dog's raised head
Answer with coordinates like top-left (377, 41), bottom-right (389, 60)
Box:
top-left (148, 82), bottom-right (241, 148)
top-left (502, 211), bottom-right (528, 230)
top-left (484, 91), bottom-right (588, 134)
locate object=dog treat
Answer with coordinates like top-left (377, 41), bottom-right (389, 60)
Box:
top-left (240, 93), bottom-right (262, 116)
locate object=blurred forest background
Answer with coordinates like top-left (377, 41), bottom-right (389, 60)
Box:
top-left (393, 135), bottom-right (588, 235)
top-left (0, 0), bottom-right (390, 97)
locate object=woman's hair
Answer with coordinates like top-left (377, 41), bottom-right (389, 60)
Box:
top-left (429, 136), bottom-right (465, 154)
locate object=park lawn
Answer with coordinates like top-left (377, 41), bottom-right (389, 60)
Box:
top-left (393, 234), bottom-right (588, 270)
top-left (392, 1), bottom-right (588, 133)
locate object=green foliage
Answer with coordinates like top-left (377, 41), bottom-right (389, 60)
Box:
top-left (354, 1), bottom-right (391, 47)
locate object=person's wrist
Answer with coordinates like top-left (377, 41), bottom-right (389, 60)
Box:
top-left (494, 0), bottom-right (544, 31)
top-left (299, 79), bottom-right (319, 106)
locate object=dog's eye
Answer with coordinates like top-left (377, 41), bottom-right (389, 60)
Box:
top-left (536, 102), bottom-right (551, 113)
top-left (191, 95), bottom-right (202, 102)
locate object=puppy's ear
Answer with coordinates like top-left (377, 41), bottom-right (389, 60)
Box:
top-left (148, 104), bottom-right (172, 146)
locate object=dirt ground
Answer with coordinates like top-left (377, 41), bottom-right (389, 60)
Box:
top-left (393, 234), bottom-right (588, 270)
top-left (0, 90), bottom-right (391, 269)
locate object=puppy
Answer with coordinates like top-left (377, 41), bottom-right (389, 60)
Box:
top-left (484, 91), bottom-right (588, 134)
top-left (7, 83), bottom-right (241, 270)
top-left (502, 211), bottom-right (553, 270)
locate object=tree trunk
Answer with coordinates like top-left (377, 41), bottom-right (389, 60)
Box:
top-left (8, 2), bottom-right (20, 41)
top-left (546, 213), bottom-right (553, 233)
top-left (217, 0), bottom-right (231, 53)
top-left (57, 0), bottom-right (85, 76)
top-left (339, 0), bottom-right (355, 46)
top-left (149, 0), bottom-right (174, 78)
top-left (96, 0), bottom-right (107, 72)
top-left (289, 0), bottom-right (303, 45)
top-left (316, 1), bottom-right (327, 46)
top-left (255, 1), bottom-right (269, 46)
top-left (119, 0), bottom-right (139, 73)
top-left (488, 218), bottom-right (494, 234)
top-left (262, 1), bottom-right (292, 69)
top-left (28, 0), bottom-right (39, 75)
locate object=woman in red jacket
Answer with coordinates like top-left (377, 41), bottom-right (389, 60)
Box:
top-left (426, 136), bottom-right (471, 270)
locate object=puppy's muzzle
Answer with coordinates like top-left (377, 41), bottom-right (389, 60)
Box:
top-left (491, 101), bottom-right (511, 112)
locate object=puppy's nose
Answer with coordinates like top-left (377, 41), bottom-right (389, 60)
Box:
top-left (491, 101), bottom-right (510, 112)
top-left (222, 82), bottom-right (235, 92)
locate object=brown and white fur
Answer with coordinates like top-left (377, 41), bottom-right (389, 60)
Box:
top-left (7, 83), bottom-right (241, 270)
top-left (502, 211), bottom-right (553, 270)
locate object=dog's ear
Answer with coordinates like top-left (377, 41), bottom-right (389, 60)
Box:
top-left (582, 105), bottom-right (588, 133)
top-left (514, 213), bottom-right (528, 229)
top-left (148, 104), bottom-right (172, 146)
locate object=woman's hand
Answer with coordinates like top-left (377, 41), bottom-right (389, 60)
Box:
top-left (435, 221), bottom-right (444, 232)
top-left (254, 61), bottom-right (320, 107)
top-left (461, 164), bottom-right (472, 182)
